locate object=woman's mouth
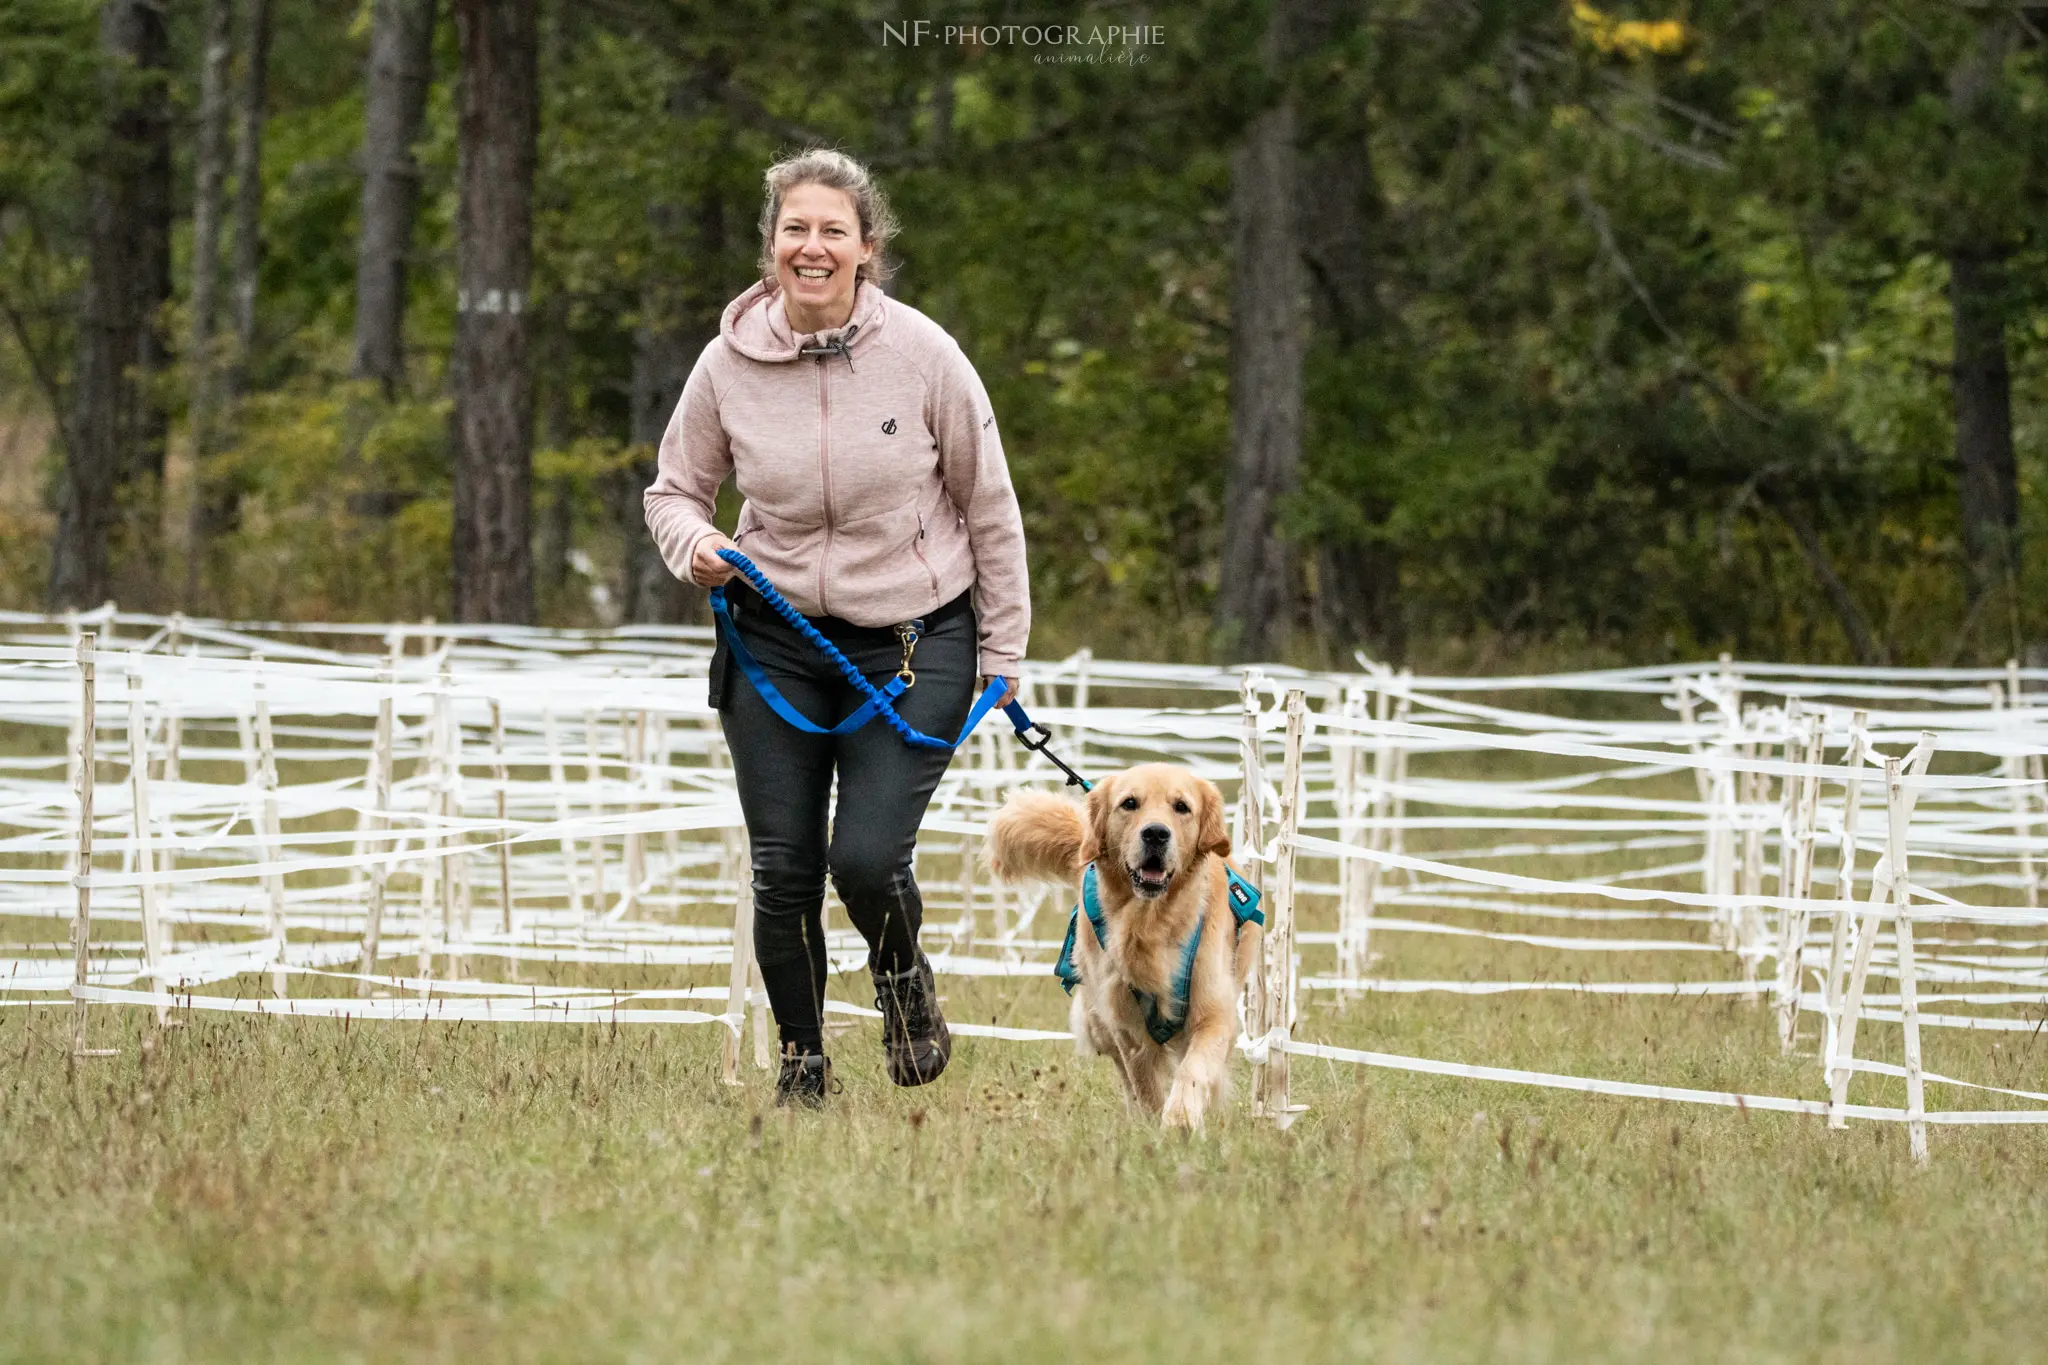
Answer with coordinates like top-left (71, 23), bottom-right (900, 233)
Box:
top-left (792, 265), bottom-right (832, 281)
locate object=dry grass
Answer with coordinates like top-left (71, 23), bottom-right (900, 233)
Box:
top-left (5, 730), bottom-right (2045, 1361)
top-left (5, 902), bottom-right (2047, 1364)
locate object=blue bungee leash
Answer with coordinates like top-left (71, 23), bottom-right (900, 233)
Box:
top-left (709, 546), bottom-right (1090, 785)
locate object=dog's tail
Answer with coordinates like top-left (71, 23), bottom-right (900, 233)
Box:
top-left (984, 791), bottom-right (1088, 887)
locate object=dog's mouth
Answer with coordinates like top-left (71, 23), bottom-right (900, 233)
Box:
top-left (1128, 856), bottom-right (1173, 899)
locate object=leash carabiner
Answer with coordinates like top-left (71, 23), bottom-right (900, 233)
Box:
top-left (1001, 701), bottom-right (1093, 792)
top-left (894, 619), bottom-right (921, 688)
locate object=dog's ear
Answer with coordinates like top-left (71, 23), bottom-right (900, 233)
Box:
top-left (1080, 777), bottom-right (1113, 867)
top-left (1197, 777), bottom-right (1231, 858)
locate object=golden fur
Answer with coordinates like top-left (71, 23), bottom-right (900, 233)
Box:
top-left (985, 763), bottom-right (1261, 1131)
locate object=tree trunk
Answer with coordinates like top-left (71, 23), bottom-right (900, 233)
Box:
top-left (1948, 17), bottom-right (2020, 604)
top-left (352, 0), bottom-right (439, 394)
top-left (621, 148), bottom-right (722, 628)
top-left (183, 0), bottom-right (236, 607)
top-left (228, 0), bottom-right (273, 392)
top-left (188, 0), bottom-right (272, 569)
top-left (1293, 0), bottom-right (1380, 351)
top-left (133, 9), bottom-right (172, 497)
top-left (1215, 80), bottom-right (1307, 661)
top-left (623, 305), bottom-right (694, 625)
top-left (49, 0), bottom-right (170, 610)
top-left (1315, 542), bottom-right (1403, 662)
top-left (450, 0), bottom-right (538, 624)
top-left (1950, 245), bottom-right (2018, 596)
top-left (1292, 0), bottom-right (1402, 660)
top-left (1756, 483), bottom-right (1883, 665)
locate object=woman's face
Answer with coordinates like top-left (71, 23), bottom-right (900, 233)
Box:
top-left (773, 182), bottom-right (873, 330)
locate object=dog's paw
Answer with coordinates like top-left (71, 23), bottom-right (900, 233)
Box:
top-left (1162, 1078), bottom-right (1206, 1132)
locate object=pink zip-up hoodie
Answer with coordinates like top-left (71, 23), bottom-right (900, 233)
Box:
top-left (644, 278), bottom-right (1030, 678)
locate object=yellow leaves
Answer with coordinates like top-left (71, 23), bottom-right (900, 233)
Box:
top-left (1569, 2), bottom-right (1689, 60)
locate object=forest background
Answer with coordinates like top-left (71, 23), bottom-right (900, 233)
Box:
top-left (1, 0), bottom-right (2043, 673)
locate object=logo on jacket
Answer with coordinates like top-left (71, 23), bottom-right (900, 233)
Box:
top-left (881, 418), bottom-right (897, 435)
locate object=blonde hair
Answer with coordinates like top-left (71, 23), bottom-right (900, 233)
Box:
top-left (757, 147), bottom-right (899, 286)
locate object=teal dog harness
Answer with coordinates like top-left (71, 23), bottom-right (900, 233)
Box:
top-left (1052, 863), bottom-right (1265, 1045)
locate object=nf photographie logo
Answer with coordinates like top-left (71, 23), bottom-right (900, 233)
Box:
top-left (881, 19), bottom-right (1166, 64)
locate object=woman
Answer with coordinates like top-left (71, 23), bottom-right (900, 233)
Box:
top-left (645, 148), bottom-right (1030, 1108)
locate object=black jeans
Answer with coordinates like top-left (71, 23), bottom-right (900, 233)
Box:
top-left (711, 587), bottom-right (977, 1054)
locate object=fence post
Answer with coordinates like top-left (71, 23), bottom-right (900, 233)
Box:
top-left (1775, 710), bottom-right (1823, 1052)
top-left (158, 637), bottom-right (182, 963)
top-left (2001, 664), bottom-right (2039, 908)
top-left (1360, 669), bottom-right (1393, 969)
top-left (1333, 683), bottom-right (1364, 995)
top-left (626, 710), bottom-right (647, 916)
top-left (70, 633), bottom-right (115, 1059)
top-left (1828, 735), bottom-right (1935, 1129)
top-left (358, 667), bottom-right (396, 996)
top-left (1886, 752), bottom-right (1929, 1166)
top-left (1736, 707), bottom-right (1764, 1000)
top-left (252, 658), bottom-right (287, 998)
top-left (491, 700), bottom-right (513, 934)
top-left (413, 671), bottom-right (439, 987)
top-left (721, 832), bottom-right (757, 1085)
top-left (442, 663), bottom-right (469, 974)
top-left (1386, 669), bottom-right (1413, 890)
top-left (126, 674), bottom-right (167, 1027)
top-left (1719, 658), bottom-right (1746, 956)
top-left (1821, 712), bottom-right (1868, 1059)
top-left (1258, 688), bottom-right (1308, 1128)
top-left (1677, 680), bottom-right (1721, 944)
top-left (1239, 672), bottom-right (1270, 1107)
top-left (542, 707), bottom-right (586, 919)
top-left (583, 708), bottom-right (610, 919)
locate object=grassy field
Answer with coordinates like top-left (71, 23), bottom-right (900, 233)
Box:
top-left (7, 907), bottom-right (2048, 1365)
top-left (6, 714), bottom-right (2047, 1362)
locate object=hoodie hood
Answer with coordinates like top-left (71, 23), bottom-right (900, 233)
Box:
top-left (720, 277), bottom-right (889, 363)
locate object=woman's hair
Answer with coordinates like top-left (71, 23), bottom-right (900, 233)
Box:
top-left (757, 147), bottom-right (899, 286)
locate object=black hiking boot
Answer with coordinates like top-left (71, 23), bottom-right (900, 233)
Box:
top-left (872, 951), bottom-right (951, 1087)
top-left (774, 1049), bottom-right (836, 1109)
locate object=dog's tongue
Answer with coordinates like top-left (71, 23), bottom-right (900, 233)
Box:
top-left (1136, 865), bottom-right (1169, 887)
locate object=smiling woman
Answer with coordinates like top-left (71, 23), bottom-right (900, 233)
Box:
top-left (643, 148), bottom-right (1032, 1111)
top-left (764, 170), bottom-right (894, 333)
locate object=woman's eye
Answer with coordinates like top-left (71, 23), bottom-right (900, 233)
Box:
top-left (1119, 796), bottom-right (1139, 811)
top-left (1172, 800), bottom-right (1191, 814)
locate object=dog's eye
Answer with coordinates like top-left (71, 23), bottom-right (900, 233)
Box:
top-left (1172, 799), bottom-right (1191, 814)
top-left (1119, 795), bottom-right (1139, 811)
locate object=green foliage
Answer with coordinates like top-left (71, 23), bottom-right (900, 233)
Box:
top-left (0, 0), bottom-right (2043, 665)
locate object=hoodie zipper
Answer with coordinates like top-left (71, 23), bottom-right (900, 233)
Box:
top-left (815, 351), bottom-right (833, 616)
top-left (912, 510), bottom-right (938, 601)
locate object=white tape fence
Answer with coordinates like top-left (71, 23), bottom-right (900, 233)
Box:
top-left (4, 606), bottom-right (2047, 1159)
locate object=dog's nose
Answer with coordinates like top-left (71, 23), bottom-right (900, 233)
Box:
top-left (1140, 823), bottom-right (1172, 847)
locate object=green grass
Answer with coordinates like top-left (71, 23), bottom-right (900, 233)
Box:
top-left (7, 724), bottom-right (2046, 1361)
top-left (7, 911), bottom-right (2048, 1364)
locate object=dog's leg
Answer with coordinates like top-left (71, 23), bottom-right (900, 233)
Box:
top-left (1162, 1009), bottom-right (1236, 1132)
top-left (1068, 991), bottom-right (1101, 1058)
top-left (1113, 1034), bottom-right (1168, 1115)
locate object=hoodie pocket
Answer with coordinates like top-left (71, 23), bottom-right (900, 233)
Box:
top-left (912, 509), bottom-right (940, 597)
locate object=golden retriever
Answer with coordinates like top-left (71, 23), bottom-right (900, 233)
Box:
top-left (984, 763), bottom-right (1262, 1131)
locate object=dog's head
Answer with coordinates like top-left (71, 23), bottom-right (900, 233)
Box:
top-left (1079, 763), bottom-right (1230, 902)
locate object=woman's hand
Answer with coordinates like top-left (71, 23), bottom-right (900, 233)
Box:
top-left (691, 533), bottom-right (740, 587)
top-left (982, 675), bottom-right (1018, 709)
